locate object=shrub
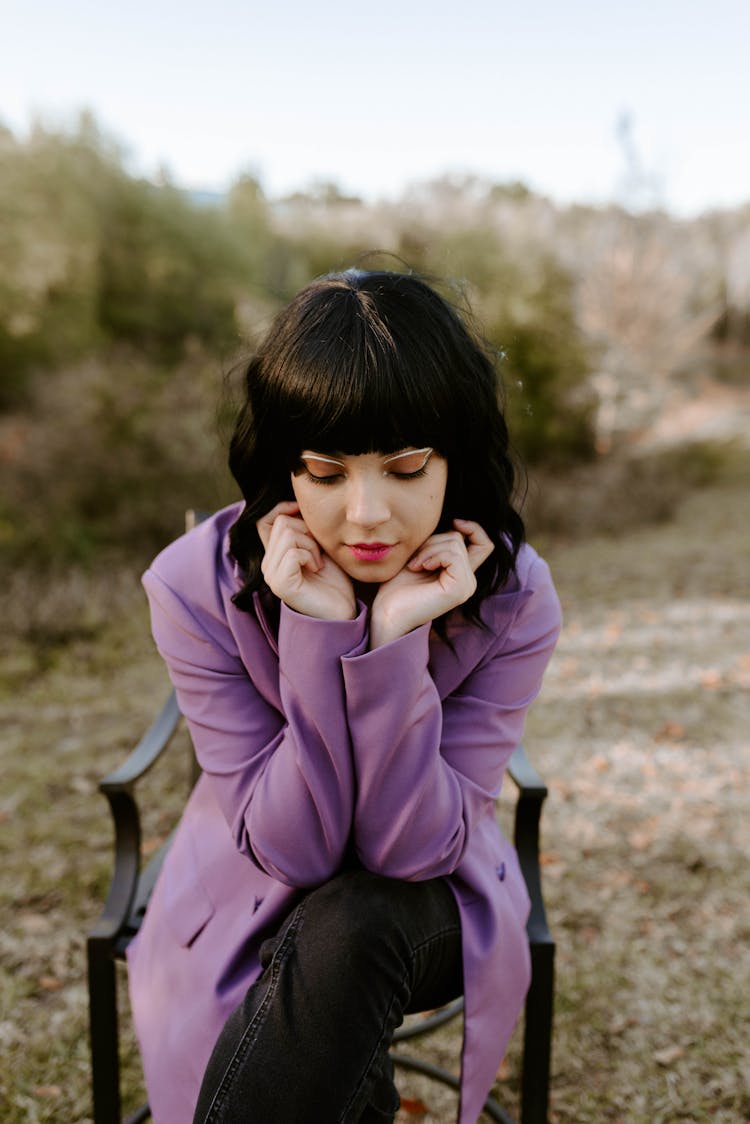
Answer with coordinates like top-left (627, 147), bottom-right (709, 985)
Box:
top-left (420, 228), bottom-right (597, 466)
top-left (96, 178), bottom-right (240, 360)
top-left (1, 352), bottom-right (239, 567)
top-left (524, 438), bottom-right (749, 540)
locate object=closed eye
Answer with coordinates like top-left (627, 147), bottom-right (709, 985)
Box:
top-left (298, 454), bottom-right (345, 484)
top-left (389, 465), bottom-right (429, 480)
top-left (383, 448), bottom-right (434, 477)
top-left (302, 468), bottom-right (343, 485)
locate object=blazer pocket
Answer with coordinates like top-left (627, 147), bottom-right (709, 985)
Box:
top-left (162, 837), bottom-right (216, 948)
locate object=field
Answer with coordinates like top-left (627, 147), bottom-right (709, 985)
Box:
top-left (1, 470), bottom-right (749, 1123)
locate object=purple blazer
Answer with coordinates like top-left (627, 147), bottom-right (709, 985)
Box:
top-left (127, 503), bottom-right (561, 1124)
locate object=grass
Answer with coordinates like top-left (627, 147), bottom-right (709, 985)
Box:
top-left (1, 470), bottom-right (749, 1122)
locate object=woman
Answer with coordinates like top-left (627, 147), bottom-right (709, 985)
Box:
top-left (128, 269), bottom-right (562, 1123)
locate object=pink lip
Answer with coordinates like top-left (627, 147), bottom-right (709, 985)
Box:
top-left (347, 543), bottom-right (395, 562)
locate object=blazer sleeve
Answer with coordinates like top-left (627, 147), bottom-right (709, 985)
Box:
top-left (343, 555), bottom-right (562, 879)
top-left (143, 568), bottom-right (367, 887)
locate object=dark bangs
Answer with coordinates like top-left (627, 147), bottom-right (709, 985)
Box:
top-left (266, 274), bottom-right (466, 464)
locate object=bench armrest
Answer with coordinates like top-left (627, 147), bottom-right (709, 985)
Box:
top-left (507, 744), bottom-right (552, 946)
top-left (507, 742), bottom-right (547, 799)
top-left (90, 691), bottom-right (182, 944)
top-left (100, 690), bottom-right (181, 794)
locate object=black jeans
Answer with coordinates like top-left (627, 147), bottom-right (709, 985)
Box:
top-left (193, 868), bottom-right (463, 1123)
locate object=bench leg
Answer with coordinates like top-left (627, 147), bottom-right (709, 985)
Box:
top-left (87, 937), bottom-right (122, 1124)
top-left (520, 938), bottom-right (554, 1124)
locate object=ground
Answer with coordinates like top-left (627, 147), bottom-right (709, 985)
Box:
top-left (1, 473), bottom-right (749, 1123)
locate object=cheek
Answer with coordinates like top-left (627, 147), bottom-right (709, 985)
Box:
top-left (290, 478), bottom-right (314, 524)
top-left (423, 474), bottom-right (448, 525)
top-left (291, 482), bottom-right (335, 534)
top-left (407, 490), bottom-right (443, 539)
top-left (290, 476), bottom-right (304, 509)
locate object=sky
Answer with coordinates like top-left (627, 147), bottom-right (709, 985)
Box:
top-left (3, 0), bottom-right (749, 216)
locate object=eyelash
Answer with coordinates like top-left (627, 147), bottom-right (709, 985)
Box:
top-left (302, 466), bottom-right (429, 486)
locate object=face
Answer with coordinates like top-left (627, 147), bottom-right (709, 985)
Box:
top-left (291, 447), bottom-right (448, 583)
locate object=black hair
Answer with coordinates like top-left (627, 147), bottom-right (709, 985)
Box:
top-left (228, 268), bottom-right (524, 627)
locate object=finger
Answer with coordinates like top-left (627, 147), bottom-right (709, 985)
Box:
top-left (408, 544), bottom-right (469, 587)
top-left (407, 530), bottom-right (465, 570)
top-left (265, 514), bottom-right (319, 561)
top-left (280, 546), bottom-right (321, 579)
top-left (262, 521), bottom-right (323, 575)
top-left (452, 518), bottom-right (494, 571)
top-left (452, 517), bottom-right (490, 543)
top-left (263, 537), bottom-right (321, 578)
top-left (264, 546), bottom-right (321, 596)
top-left (256, 501), bottom-right (301, 550)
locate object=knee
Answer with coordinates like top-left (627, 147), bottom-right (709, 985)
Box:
top-left (306, 869), bottom-right (402, 931)
top-left (302, 870), bottom-right (415, 968)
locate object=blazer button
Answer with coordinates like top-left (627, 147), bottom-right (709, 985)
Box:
top-left (496, 862), bottom-right (506, 881)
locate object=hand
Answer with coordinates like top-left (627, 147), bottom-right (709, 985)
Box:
top-left (257, 502), bottom-right (356, 620)
top-left (369, 519), bottom-right (494, 648)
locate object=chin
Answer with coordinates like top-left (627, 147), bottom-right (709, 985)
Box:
top-left (342, 558), bottom-right (401, 582)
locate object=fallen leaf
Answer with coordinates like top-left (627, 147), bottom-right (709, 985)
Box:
top-left (496, 1056), bottom-right (510, 1081)
top-left (654, 1045), bottom-right (684, 1066)
top-left (19, 912), bottom-right (52, 935)
top-left (400, 1096), bottom-right (429, 1115)
top-left (38, 975), bottom-right (63, 991)
top-left (609, 1014), bottom-right (640, 1035)
top-left (34, 1085), bottom-right (62, 1098)
top-left (604, 620), bottom-right (623, 643)
top-left (654, 721), bottom-right (686, 743)
top-left (70, 775), bottom-right (94, 794)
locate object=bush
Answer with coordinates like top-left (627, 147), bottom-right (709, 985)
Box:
top-left (0, 352), bottom-right (239, 567)
top-left (0, 118), bottom-right (110, 404)
top-left (419, 229), bottom-right (597, 466)
top-left (487, 260), bottom-right (597, 466)
top-left (0, 117), bottom-right (268, 396)
top-left (524, 438), bottom-right (749, 540)
top-left (96, 178), bottom-right (240, 360)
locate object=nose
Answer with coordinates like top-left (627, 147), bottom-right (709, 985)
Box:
top-left (345, 473), bottom-right (390, 528)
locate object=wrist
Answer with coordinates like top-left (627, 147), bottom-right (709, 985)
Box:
top-left (369, 610), bottom-right (407, 650)
top-left (288, 597), bottom-right (356, 622)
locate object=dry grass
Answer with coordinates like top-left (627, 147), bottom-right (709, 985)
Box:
top-left (1, 474), bottom-right (749, 1123)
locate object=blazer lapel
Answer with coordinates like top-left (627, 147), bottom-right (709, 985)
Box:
top-left (429, 589), bottom-right (533, 700)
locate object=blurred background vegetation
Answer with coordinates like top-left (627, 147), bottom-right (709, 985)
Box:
top-left (2, 114), bottom-right (749, 647)
top-left (3, 113), bottom-right (748, 1124)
